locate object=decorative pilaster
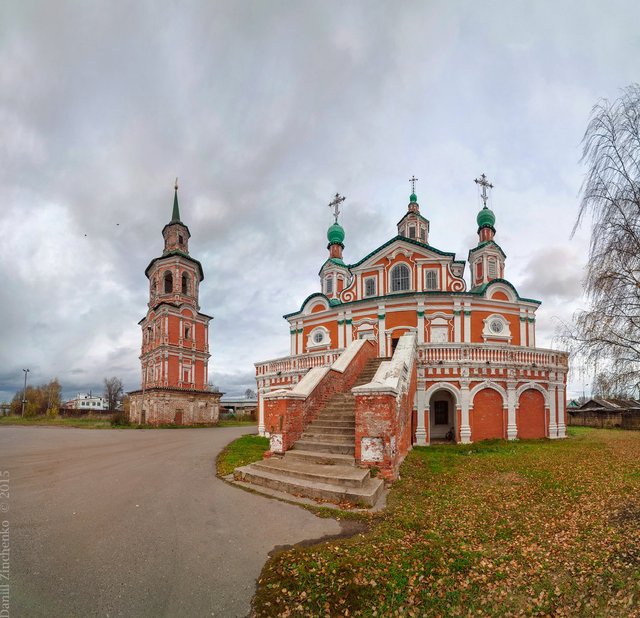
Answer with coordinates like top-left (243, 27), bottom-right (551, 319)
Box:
top-left (346, 312), bottom-right (353, 344)
top-left (337, 315), bottom-right (345, 348)
top-left (557, 380), bottom-right (567, 437)
top-left (454, 304), bottom-right (461, 342)
top-left (548, 379), bottom-right (558, 438)
top-left (417, 302), bottom-right (425, 344)
top-left (460, 377), bottom-right (472, 443)
top-left (507, 379), bottom-right (517, 440)
top-left (415, 387), bottom-right (427, 445)
top-left (378, 305), bottom-right (386, 356)
top-left (463, 304), bottom-right (471, 343)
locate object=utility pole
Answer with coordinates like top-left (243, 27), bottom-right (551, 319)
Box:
top-left (21, 368), bottom-right (30, 417)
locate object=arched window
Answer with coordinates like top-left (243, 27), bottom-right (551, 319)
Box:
top-left (182, 273), bottom-right (189, 295)
top-left (391, 264), bottom-right (411, 292)
top-left (164, 271), bottom-right (173, 293)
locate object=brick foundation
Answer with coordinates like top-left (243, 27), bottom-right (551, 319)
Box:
top-left (129, 388), bottom-right (221, 426)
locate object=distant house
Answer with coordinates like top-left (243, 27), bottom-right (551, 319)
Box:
top-left (64, 393), bottom-right (110, 412)
top-left (568, 397), bottom-right (640, 429)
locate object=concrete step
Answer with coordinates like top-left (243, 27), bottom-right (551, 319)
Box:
top-left (293, 439), bottom-right (355, 455)
top-left (309, 419), bottom-right (355, 427)
top-left (285, 449), bottom-right (355, 466)
top-left (251, 458), bottom-right (369, 488)
top-left (301, 432), bottom-right (354, 443)
top-left (315, 412), bottom-right (355, 420)
top-left (234, 465), bottom-right (384, 507)
top-left (307, 425), bottom-right (354, 435)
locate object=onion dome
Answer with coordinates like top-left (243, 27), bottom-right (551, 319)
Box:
top-left (327, 222), bottom-right (345, 245)
top-left (477, 206), bottom-right (496, 229)
top-left (410, 192), bottom-right (417, 203)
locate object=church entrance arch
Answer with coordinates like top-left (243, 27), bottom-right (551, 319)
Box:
top-left (429, 389), bottom-right (456, 441)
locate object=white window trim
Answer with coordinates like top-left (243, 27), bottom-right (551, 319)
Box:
top-left (482, 314), bottom-right (512, 343)
top-left (363, 276), bottom-right (377, 298)
top-left (424, 269), bottom-right (439, 291)
top-left (307, 326), bottom-right (331, 350)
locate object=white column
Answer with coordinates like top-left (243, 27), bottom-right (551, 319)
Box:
top-left (338, 314), bottom-right (345, 348)
top-left (417, 302), bottom-right (425, 344)
top-left (460, 382), bottom-right (472, 443)
top-left (507, 381), bottom-right (517, 440)
top-left (528, 317), bottom-right (535, 348)
top-left (290, 328), bottom-right (296, 355)
top-left (297, 321), bottom-right (303, 354)
top-left (378, 269), bottom-right (384, 295)
top-left (519, 315), bottom-right (527, 347)
top-left (416, 266), bottom-right (423, 292)
top-left (346, 311), bottom-right (353, 344)
top-left (454, 304), bottom-right (461, 343)
top-left (463, 304), bottom-right (471, 343)
top-left (415, 387), bottom-right (427, 445)
top-left (378, 305), bottom-right (386, 356)
top-left (548, 380), bottom-right (557, 438)
top-left (557, 380), bottom-right (566, 437)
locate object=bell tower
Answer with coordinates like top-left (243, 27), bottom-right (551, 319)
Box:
top-left (128, 181), bottom-right (221, 426)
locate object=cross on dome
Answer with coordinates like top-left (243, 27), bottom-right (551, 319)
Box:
top-left (328, 193), bottom-right (346, 223)
top-left (409, 175), bottom-right (418, 194)
top-left (474, 173), bottom-right (493, 208)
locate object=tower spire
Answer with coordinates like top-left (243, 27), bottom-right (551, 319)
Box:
top-left (474, 173), bottom-right (493, 209)
top-left (171, 177), bottom-right (181, 222)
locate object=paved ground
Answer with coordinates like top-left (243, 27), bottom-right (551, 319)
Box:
top-left (0, 426), bottom-right (341, 617)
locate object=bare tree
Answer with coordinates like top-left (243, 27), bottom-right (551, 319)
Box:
top-left (569, 84), bottom-right (640, 395)
top-left (103, 377), bottom-right (124, 411)
top-left (244, 388), bottom-right (257, 399)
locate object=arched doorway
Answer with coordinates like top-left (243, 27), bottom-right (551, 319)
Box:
top-left (517, 389), bottom-right (546, 439)
top-left (471, 388), bottom-right (505, 441)
top-left (429, 389), bottom-right (456, 441)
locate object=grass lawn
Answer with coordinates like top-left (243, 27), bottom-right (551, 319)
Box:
top-left (254, 428), bottom-right (640, 617)
top-left (0, 415), bottom-right (112, 429)
top-left (217, 433), bottom-right (269, 477)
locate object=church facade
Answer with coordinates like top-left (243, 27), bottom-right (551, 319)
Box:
top-left (255, 177), bottom-right (568, 447)
top-left (129, 184), bottom-right (221, 425)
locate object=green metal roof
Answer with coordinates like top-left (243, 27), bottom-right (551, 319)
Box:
top-left (468, 240), bottom-right (506, 259)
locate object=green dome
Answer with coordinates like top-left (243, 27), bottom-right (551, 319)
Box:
top-left (409, 193), bottom-right (417, 203)
top-left (477, 206), bottom-right (496, 229)
top-left (327, 222), bottom-right (345, 245)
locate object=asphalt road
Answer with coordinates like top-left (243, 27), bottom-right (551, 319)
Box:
top-left (0, 426), bottom-right (341, 617)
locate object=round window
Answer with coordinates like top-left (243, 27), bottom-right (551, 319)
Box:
top-left (313, 331), bottom-right (324, 344)
top-left (490, 319), bottom-right (504, 334)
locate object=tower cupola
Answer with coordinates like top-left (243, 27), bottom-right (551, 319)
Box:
top-left (397, 176), bottom-right (429, 243)
top-left (469, 173), bottom-right (506, 287)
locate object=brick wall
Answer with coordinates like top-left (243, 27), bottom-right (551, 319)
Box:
top-left (471, 388), bottom-right (505, 441)
top-left (517, 389), bottom-right (546, 439)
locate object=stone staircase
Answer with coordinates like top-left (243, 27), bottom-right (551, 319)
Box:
top-left (234, 357), bottom-right (387, 507)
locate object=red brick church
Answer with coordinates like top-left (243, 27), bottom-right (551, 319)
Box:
top-left (129, 183), bottom-right (221, 425)
top-left (251, 175), bottom-right (569, 485)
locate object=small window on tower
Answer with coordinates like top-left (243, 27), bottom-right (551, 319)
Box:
top-left (420, 228), bottom-right (426, 241)
top-left (184, 326), bottom-right (190, 340)
top-left (182, 273), bottom-right (189, 295)
top-left (326, 276), bottom-right (333, 295)
top-left (409, 226), bottom-right (416, 239)
top-left (488, 259), bottom-right (497, 279)
top-left (178, 234), bottom-right (184, 245)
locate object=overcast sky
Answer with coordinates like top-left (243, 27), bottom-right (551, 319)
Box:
top-left (1, 1), bottom-right (638, 402)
